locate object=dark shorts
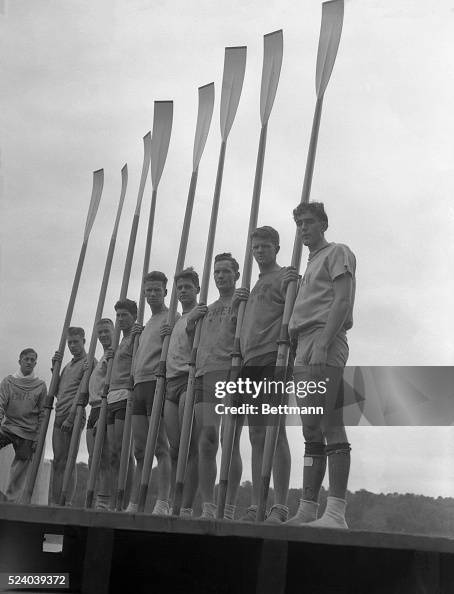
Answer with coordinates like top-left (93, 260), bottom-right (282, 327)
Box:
top-left (194, 371), bottom-right (230, 405)
top-left (133, 381), bottom-right (157, 416)
top-left (239, 352), bottom-right (290, 426)
top-left (106, 399), bottom-right (127, 425)
top-left (87, 406), bottom-right (101, 430)
top-left (165, 374), bottom-right (188, 404)
top-left (0, 426), bottom-right (34, 461)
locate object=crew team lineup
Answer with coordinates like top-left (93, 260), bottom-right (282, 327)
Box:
top-left (0, 201), bottom-right (356, 529)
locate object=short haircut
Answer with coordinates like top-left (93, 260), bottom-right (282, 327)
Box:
top-left (214, 252), bottom-right (240, 274)
top-left (143, 271), bottom-right (168, 288)
top-left (114, 299), bottom-right (138, 318)
top-left (174, 267), bottom-right (200, 288)
top-left (68, 327), bottom-right (85, 339)
top-left (293, 201), bottom-right (328, 228)
top-left (19, 348), bottom-right (37, 360)
top-left (96, 317), bottom-right (114, 327)
top-left (250, 225), bottom-right (280, 247)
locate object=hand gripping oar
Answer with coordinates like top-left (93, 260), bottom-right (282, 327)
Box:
top-left (257, 0), bottom-right (344, 522)
top-left (137, 84), bottom-right (214, 512)
top-left (217, 30), bottom-right (284, 519)
top-left (115, 101), bottom-right (174, 510)
top-left (22, 169), bottom-right (104, 504)
top-left (173, 48), bottom-right (247, 516)
top-left (59, 168), bottom-right (128, 506)
top-left (86, 132), bottom-right (154, 508)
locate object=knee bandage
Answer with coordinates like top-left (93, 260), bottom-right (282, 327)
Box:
top-left (325, 442), bottom-right (351, 456)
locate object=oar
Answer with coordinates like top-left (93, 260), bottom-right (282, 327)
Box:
top-left (173, 47), bottom-right (247, 516)
top-left (22, 169), bottom-right (104, 504)
top-left (115, 101), bottom-right (174, 510)
top-left (138, 83), bottom-right (215, 512)
top-left (86, 130), bottom-right (155, 508)
top-left (257, 0), bottom-right (344, 522)
top-left (217, 30), bottom-right (284, 519)
top-left (59, 167), bottom-right (128, 506)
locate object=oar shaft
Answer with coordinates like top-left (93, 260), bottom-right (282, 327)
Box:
top-left (60, 225), bottom-right (122, 505)
top-left (115, 188), bottom-right (159, 508)
top-left (199, 139), bottom-right (226, 300)
top-left (138, 168), bottom-right (199, 511)
top-left (257, 93), bottom-right (326, 518)
top-left (22, 241), bottom-right (88, 504)
top-left (173, 139), bottom-right (229, 514)
top-left (218, 122), bottom-right (269, 517)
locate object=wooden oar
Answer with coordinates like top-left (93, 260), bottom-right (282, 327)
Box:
top-left (217, 30), bottom-right (284, 518)
top-left (115, 101), bottom-right (174, 510)
top-left (86, 129), bottom-right (155, 508)
top-left (22, 169), bottom-right (104, 504)
top-left (137, 83), bottom-right (215, 512)
top-left (59, 167), bottom-right (128, 506)
top-left (173, 47), bottom-right (247, 516)
top-left (257, 0), bottom-right (344, 522)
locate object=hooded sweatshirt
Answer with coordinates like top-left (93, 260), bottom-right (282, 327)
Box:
top-left (0, 375), bottom-right (47, 440)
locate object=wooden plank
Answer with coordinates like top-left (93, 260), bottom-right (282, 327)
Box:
top-left (81, 527), bottom-right (114, 594)
top-left (1, 503), bottom-right (454, 556)
top-left (255, 539), bottom-right (288, 594)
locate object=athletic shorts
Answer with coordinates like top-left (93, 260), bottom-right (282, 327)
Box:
top-left (0, 426), bottom-right (34, 461)
top-left (87, 406), bottom-right (101, 430)
top-left (194, 371), bottom-right (230, 405)
top-left (165, 374), bottom-right (188, 404)
top-left (133, 381), bottom-right (157, 416)
top-left (106, 399), bottom-right (127, 425)
top-left (293, 329), bottom-right (348, 423)
top-left (239, 351), bottom-right (291, 426)
top-left (294, 329), bottom-right (348, 369)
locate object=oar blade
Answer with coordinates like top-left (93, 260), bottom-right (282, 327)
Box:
top-left (83, 168), bottom-right (104, 240)
top-left (192, 82), bottom-right (215, 171)
top-left (113, 164), bottom-right (128, 233)
top-left (150, 101), bottom-right (173, 189)
top-left (134, 132), bottom-right (152, 215)
top-left (260, 30), bottom-right (283, 125)
top-left (220, 46), bottom-right (247, 140)
top-left (316, 0), bottom-right (344, 98)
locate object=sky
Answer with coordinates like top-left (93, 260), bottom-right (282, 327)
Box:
top-left (1, 0), bottom-right (454, 499)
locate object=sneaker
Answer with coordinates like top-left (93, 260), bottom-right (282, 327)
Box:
top-left (125, 502), bottom-right (138, 513)
top-left (239, 505), bottom-right (257, 522)
top-left (201, 502), bottom-right (217, 519)
top-left (152, 500), bottom-right (170, 516)
top-left (265, 504), bottom-right (289, 524)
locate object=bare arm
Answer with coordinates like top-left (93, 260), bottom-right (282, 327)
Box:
top-left (0, 379), bottom-right (10, 425)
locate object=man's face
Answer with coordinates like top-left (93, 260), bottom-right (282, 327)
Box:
top-left (213, 260), bottom-right (238, 292)
top-left (67, 335), bottom-right (85, 357)
top-left (176, 277), bottom-right (198, 307)
top-left (251, 237), bottom-right (278, 267)
top-left (19, 352), bottom-right (37, 376)
top-left (295, 212), bottom-right (325, 248)
top-left (144, 280), bottom-right (166, 308)
top-left (97, 323), bottom-right (113, 348)
top-left (116, 308), bottom-right (135, 332)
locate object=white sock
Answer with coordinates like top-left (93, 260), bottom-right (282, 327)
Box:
top-left (201, 502), bottom-right (217, 519)
top-left (224, 504), bottom-right (236, 520)
top-left (180, 507), bottom-right (193, 517)
top-left (308, 496), bottom-right (348, 529)
top-left (152, 499), bottom-right (170, 515)
top-left (286, 499), bottom-right (319, 524)
top-left (126, 502), bottom-right (138, 513)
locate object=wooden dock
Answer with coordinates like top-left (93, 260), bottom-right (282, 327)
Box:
top-left (1, 502), bottom-right (453, 593)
